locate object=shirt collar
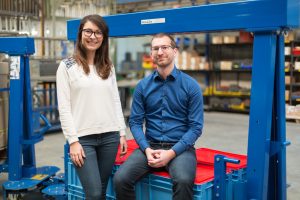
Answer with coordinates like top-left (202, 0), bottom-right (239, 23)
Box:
top-left (154, 65), bottom-right (179, 81)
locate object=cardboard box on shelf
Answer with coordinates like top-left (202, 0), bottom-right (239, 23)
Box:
top-left (284, 32), bottom-right (295, 43)
top-left (175, 53), bottom-right (182, 69)
top-left (0, 95), bottom-right (8, 149)
top-left (0, 62), bottom-right (9, 89)
top-left (220, 61), bottom-right (232, 70)
top-left (212, 36), bottom-right (223, 44)
top-left (188, 51), bottom-right (199, 68)
top-left (285, 76), bottom-right (294, 84)
top-left (238, 73), bottom-right (251, 89)
top-left (198, 56), bottom-right (210, 70)
top-left (177, 50), bottom-right (201, 70)
top-left (286, 104), bottom-right (300, 119)
top-left (190, 57), bottom-right (200, 70)
top-left (285, 47), bottom-right (291, 55)
top-left (0, 129), bottom-right (7, 150)
top-left (285, 90), bottom-right (290, 101)
top-left (181, 51), bottom-right (188, 70)
top-left (285, 61), bottom-right (290, 69)
top-left (220, 73), bottom-right (238, 87)
top-left (176, 51), bottom-right (185, 69)
top-left (199, 62), bottom-right (210, 70)
top-left (294, 61), bottom-right (300, 70)
top-left (223, 36), bottom-right (237, 44)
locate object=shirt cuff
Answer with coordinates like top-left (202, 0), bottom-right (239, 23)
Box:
top-left (68, 136), bottom-right (79, 145)
top-left (171, 142), bottom-right (186, 156)
top-left (119, 130), bottom-right (126, 137)
top-left (139, 140), bottom-right (150, 152)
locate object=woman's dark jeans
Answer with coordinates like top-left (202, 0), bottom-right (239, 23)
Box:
top-left (74, 132), bottom-right (119, 200)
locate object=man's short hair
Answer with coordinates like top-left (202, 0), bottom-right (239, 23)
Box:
top-left (151, 33), bottom-right (177, 48)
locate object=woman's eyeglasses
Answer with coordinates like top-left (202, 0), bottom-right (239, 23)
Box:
top-left (82, 29), bottom-right (103, 38)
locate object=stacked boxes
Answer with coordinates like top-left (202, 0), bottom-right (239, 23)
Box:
top-left (176, 50), bottom-right (209, 71)
top-left (0, 62), bottom-right (9, 150)
top-left (0, 96), bottom-right (8, 149)
top-left (66, 140), bottom-right (247, 200)
top-left (286, 104), bottom-right (300, 120)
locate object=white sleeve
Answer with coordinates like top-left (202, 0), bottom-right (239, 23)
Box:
top-left (111, 67), bottom-right (127, 137)
top-left (56, 61), bottom-right (79, 144)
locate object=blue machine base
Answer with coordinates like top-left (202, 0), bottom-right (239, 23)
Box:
top-left (3, 166), bottom-right (60, 190)
top-left (42, 183), bottom-right (66, 198)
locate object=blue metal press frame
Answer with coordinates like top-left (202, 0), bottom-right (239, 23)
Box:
top-left (0, 37), bottom-right (61, 199)
top-left (67, 0), bottom-right (299, 199)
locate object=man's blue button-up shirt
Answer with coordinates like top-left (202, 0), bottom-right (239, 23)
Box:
top-left (129, 67), bottom-right (204, 155)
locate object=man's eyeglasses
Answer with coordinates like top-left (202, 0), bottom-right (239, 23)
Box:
top-left (82, 29), bottom-right (103, 38)
top-left (151, 45), bottom-right (174, 53)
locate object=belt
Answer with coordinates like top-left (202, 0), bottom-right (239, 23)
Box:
top-left (149, 141), bottom-right (177, 148)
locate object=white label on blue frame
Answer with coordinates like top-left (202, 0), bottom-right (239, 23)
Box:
top-left (10, 56), bottom-right (20, 80)
top-left (141, 18), bottom-right (165, 25)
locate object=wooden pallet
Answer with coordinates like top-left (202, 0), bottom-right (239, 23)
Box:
top-left (286, 115), bottom-right (300, 123)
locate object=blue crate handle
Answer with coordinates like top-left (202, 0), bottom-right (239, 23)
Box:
top-left (213, 155), bottom-right (241, 200)
top-left (222, 157), bottom-right (240, 164)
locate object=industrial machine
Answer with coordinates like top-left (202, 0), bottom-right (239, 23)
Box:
top-left (0, 37), bottom-right (64, 199)
top-left (1, 0), bottom-right (298, 199)
top-left (66, 0), bottom-right (299, 199)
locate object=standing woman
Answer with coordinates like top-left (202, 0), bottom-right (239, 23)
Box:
top-left (56, 15), bottom-right (127, 200)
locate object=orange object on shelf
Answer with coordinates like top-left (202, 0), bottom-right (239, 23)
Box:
top-left (142, 54), bottom-right (156, 69)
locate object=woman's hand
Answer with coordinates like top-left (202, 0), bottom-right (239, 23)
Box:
top-left (119, 136), bottom-right (127, 157)
top-left (69, 141), bottom-right (86, 167)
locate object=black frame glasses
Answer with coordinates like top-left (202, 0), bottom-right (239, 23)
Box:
top-left (82, 29), bottom-right (103, 38)
top-left (151, 45), bottom-right (174, 53)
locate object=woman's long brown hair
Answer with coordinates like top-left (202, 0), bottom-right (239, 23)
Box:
top-left (74, 14), bottom-right (112, 79)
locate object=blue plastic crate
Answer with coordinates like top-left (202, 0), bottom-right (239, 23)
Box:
top-left (68, 162), bottom-right (243, 200)
top-left (228, 169), bottom-right (247, 200)
top-left (67, 161), bottom-right (144, 200)
top-left (67, 160), bottom-right (118, 199)
top-left (229, 168), bottom-right (247, 181)
top-left (137, 173), bottom-right (239, 200)
top-left (67, 155), bottom-right (247, 200)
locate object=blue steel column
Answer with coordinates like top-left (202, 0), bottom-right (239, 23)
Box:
top-left (8, 56), bottom-right (24, 180)
top-left (246, 32), bottom-right (277, 200)
top-left (271, 34), bottom-right (287, 200)
top-left (22, 55), bottom-right (36, 177)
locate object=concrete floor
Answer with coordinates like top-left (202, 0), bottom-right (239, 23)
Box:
top-left (0, 111), bottom-right (299, 199)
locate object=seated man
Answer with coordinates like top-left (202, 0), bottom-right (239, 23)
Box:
top-left (113, 33), bottom-right (204, 200)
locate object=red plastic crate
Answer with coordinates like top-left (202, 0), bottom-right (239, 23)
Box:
top-left (196, 148), bottom-right (247, 169)
top-left (115, 139), bottom-right (138, 165)
top-left (115, 141), bottom-right (247, 180)
top-left (153, 164), bottom-right (220, 184)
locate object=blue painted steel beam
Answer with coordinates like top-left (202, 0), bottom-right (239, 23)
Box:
top-left (67, 0), bottom-right (300, 40)
top-left (7, 56), bottom-right (25, 181)
top-left (0, 37), bottom-right (35, 180)
top-left (22, 56), bottom-right (37, 178)
top-left (246, 32), bottom-right (277, 200)
top-left (271, 35), bottom-right (287, 200)
top-left (0, 37), bottom-right (35, 55)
